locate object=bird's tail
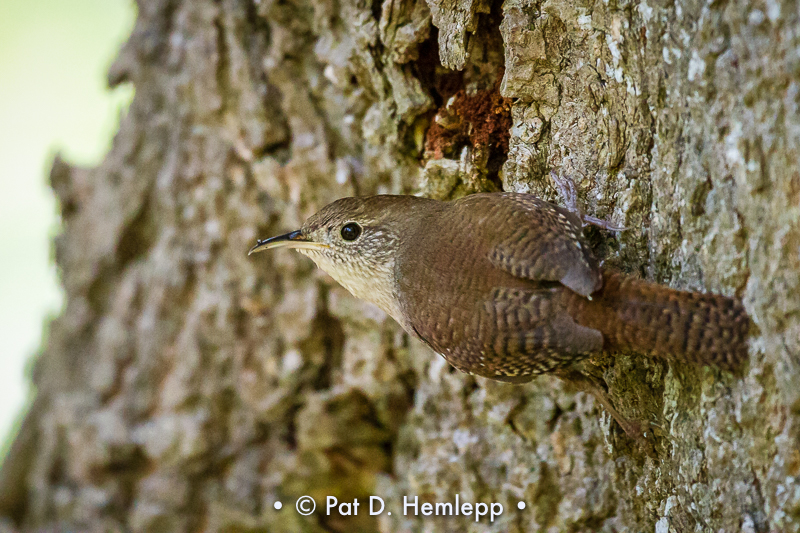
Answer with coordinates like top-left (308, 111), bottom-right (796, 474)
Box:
top-left (568, 270), bottom-right (750, 371)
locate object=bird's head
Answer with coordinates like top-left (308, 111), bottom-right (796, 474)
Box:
top-left (249, 195), bottom-right (438, 320)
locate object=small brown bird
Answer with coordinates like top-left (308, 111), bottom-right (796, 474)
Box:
top-left (250, 193), bottom-right (750, 437)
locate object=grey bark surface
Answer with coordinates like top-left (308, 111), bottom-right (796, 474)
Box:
top-left (1, 0), bottom-right (799, 531)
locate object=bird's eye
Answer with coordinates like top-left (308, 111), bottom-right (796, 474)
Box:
top-left (340, 222), bottom-right (362, 241)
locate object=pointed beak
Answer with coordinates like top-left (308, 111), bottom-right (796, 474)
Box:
top-left (248, 230), bottom-right (328, 255)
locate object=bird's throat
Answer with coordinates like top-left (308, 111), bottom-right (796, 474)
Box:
top-left (299, 249), bottom-right (406, 326)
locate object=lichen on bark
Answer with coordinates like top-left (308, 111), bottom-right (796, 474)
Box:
top-left (1, 0), bottom-right (799, 531)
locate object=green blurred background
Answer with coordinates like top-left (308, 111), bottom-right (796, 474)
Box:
top-left (0, 1), bottom-right (136, 456)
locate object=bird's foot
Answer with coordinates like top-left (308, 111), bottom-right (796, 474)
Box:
top-left (555, 369), bottom-right (655, 457)
top-left (548, 171), bottom-right (626, 232)
top-left (580, 214), bottom-right (627, 232)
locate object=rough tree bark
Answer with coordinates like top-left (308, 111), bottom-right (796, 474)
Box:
top-left (1, 0), bottom-right (799, 531)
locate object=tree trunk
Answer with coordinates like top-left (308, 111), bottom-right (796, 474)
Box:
top-left (2, 0), bottom-right (799, 531)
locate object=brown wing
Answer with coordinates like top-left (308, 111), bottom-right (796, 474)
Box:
top-left (487, 194), bottom-right (602, 297)
top-left (467, 287), bottom-right (604, 382)
top-left (405, 286), bottom-right (604, 383)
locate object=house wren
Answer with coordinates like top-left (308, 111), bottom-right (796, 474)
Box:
top-left (249, 193), bottom-right (749, 407)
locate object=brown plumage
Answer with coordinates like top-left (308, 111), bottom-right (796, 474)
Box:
top-left (250, 192), bottom-right (750, 384)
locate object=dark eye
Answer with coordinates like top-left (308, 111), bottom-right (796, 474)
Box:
top-left (340, 222), bottom-right (362, 241)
